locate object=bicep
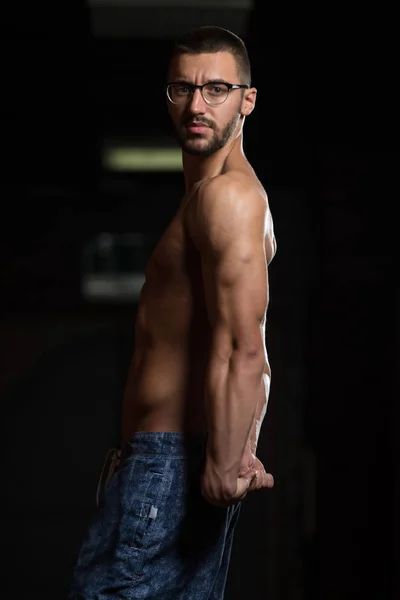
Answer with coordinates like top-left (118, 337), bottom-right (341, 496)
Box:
top-left (201, 234), bottom-right (269, 356)
top-left (192, 178), bottom-right (270, 357)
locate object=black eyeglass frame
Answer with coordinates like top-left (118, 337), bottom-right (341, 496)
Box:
top-left (165, 81), bottom-right (250, 106)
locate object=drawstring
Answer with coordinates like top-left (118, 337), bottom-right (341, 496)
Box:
top-left (96, 447), bottom-right (121, 507)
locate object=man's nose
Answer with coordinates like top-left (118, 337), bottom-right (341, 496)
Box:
top-left (187, 88), bottom-right (207, 114)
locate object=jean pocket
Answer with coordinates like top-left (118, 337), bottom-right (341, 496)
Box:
top-left (126, 461), bottom-right (170, 553)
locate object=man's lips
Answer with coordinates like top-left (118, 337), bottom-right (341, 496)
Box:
top-left (186, 122), bottom-right (211, 134)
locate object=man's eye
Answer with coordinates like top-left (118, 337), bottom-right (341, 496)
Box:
top-left (176, 86), bottom-right (190, 95)
top-left (206, 85), bottom-right (227, 96)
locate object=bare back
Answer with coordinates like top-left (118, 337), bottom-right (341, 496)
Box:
top-left (121, 162), bottom-right (276, 442)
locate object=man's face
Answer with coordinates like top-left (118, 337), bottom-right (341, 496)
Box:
top-left (167, 52), bottom-right (252, 157)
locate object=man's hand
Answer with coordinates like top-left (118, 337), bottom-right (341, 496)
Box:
top-left (239, 444), bottom-right (274, 492)
top-left (201, 463), bottom-right (258, 508)
top-left (201, 451), bottom-right (274, 507)
top-left (243, 455), bottom-right (274, 492)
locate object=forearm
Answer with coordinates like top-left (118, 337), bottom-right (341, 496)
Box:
top-left (247, 372), bottom-right (271, 455)
top-left (204, 352), bottom-right (267, 492)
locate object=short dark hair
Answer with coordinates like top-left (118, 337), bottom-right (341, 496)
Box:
top-left (169, 25), bottom-right (251, 86)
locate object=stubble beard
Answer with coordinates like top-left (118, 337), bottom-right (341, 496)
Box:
top-left (173, 112), bottom-right (241, 157)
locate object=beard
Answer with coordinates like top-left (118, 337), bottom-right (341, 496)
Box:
top-left (173, 112), bottom-right (241, 157)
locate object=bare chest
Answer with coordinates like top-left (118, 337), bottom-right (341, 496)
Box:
top-left (145, 211), bottom-right (197, 289)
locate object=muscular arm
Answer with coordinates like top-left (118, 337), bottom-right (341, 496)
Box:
top-left (247, 372), bottom-right (271, 455)
top-left (191, 176), bottom-right (272, 504)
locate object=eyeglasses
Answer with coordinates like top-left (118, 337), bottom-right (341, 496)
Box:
top-left (166, 81), bottom-right (249, 106)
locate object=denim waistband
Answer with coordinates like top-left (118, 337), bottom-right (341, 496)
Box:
top-left (122, 431), bottom-right (208, 458)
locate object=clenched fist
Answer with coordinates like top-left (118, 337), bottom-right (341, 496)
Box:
top-left (201, 451), bottom-right (274, 507)
top-left (239, 446), bottom-right (274, 492)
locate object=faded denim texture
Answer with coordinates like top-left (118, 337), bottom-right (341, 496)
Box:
top-left (68, 432), bottom-right (241, 599)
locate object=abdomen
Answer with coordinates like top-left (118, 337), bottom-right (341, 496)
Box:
top-left (121, 291), bottom-right (210, 437)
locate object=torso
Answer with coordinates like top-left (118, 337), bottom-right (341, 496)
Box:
top-left (121, 163), bottom-right (276, 442)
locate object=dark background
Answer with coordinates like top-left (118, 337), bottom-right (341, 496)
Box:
top-left (0, 1), bottom-right (397, 598)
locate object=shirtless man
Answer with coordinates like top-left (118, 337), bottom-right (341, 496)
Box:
top-left (69, 25), bottom-right (276, 600)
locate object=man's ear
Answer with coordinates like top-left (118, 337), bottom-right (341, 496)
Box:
top-left (241, 87), bottom-right (257, 116)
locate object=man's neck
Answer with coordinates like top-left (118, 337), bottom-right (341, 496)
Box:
top-left (182, 134), bottom-right (244, 193)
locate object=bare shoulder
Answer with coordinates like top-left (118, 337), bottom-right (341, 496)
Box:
top-left (196, 171), bottom-right (265, 235)
top-left (190, 171), bottom-right (276, 262)
top-left (201, 170), bottom-right (266, 213)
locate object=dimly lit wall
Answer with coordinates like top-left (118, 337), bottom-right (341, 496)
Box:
top-left (1, 1), bottom-right (397, 599)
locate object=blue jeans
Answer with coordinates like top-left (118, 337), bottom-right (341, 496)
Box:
top-left (68, 432), bottom-right (241, 599)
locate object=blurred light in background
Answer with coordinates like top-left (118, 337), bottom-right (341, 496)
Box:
top-left (103, 146), bottom-right (183, 171)
top-left (87, 0), bottom-right (253, 38)
top-left (82, 232), bottom-right (155, 302)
